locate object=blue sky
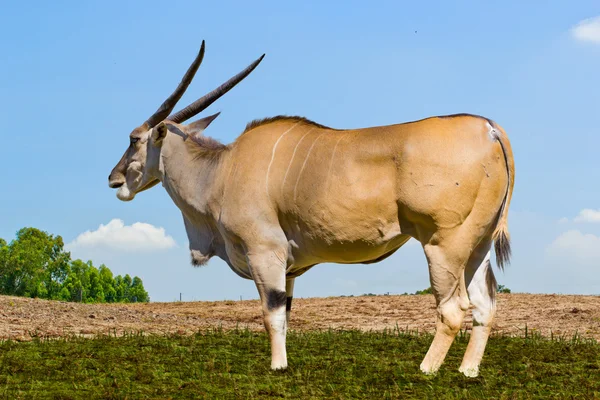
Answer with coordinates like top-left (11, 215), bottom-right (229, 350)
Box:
top-left (1, 1), bottom-right (600, 301)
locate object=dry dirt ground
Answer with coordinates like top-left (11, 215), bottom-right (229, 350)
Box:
top-left (0, 294), bottom-right (599, 342)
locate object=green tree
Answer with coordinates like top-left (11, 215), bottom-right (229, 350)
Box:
top-left (69, 259), bottom-right (93, 302)
top-left (60, 273), bottom-right (82, 302)
top-left (87, 267), bottom-right (105, 302)
top-left (0, 238), bottom-right (7, 283)
top-left (0, 228), bottom-right (70, 297)
top-left (0, 228), bottom-right (150, 304)
top-left (130, 276), bottom-right (150, 302)
top-left (497, 284), bottom-right (511, 293)
top-left (114, 274), bottom-right (132, 302)
top-left (99, 265), bottom-right (117, 302)
top-left (414, 287), bottom-right (433, 295)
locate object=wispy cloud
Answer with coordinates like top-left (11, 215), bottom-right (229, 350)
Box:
top-left (547, 229), bottom-right (600, 262)
top-left (67, 219), bottom-right (176, 252)
top-left (573, 209), bottom-right (600, 223)
top-left (571, 16), bottom-right (600, 44)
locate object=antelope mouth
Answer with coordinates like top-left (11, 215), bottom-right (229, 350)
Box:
top-left (116, 178), bottom-right (160, 202)
top-left (109, 180), bottom-right (124, 189)
top-left (116, 185), bottom-right (134, 201)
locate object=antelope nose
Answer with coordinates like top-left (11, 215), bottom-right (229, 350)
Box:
top-left (108, 176), bottom-right (124, 189)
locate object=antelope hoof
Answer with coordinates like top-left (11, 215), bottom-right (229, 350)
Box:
top-left (458, 365), bottom-right (479, 378)
top-left (419, 363), bottom-right (439, 376)
top-left (271, 361), bottom-right (288, 371)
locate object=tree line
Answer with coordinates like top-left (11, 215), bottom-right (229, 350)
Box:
top-left (0, 227), bottom-right (149, 303)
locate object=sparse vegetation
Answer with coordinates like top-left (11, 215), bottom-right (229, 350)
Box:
top-left (497, 284), bottom-right (511, 294)
top-left (0, 329), bottom-right (598, 399)
top-left (412, 284), bottom-right (512, 295)
top-left (414, 287), bottom-right (434, 295)
top-left (0, 227), bottom-right (149, 303)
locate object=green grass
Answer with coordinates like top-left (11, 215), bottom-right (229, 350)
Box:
top-left (0, 328), bottom-right (598, 399)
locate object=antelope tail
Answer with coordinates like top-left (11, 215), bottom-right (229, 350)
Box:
top-left (491, 124), bottom-right (515, 271)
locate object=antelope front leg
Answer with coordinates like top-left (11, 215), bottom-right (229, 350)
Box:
top-left (248, 246), bottom-right (289, 370)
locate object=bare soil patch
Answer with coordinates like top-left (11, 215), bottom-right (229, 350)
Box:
top-left (0, 293), bottom-right (598, 341)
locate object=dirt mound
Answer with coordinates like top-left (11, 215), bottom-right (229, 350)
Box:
top-left (0, 293), bottom-right (598, 341)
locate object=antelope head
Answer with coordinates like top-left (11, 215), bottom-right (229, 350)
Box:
top-left (108, 41), bottom-right (264, 201)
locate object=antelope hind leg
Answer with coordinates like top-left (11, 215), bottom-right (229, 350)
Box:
top-left (419, 243), bottom-right (470, 375)
top-left (459, 244), bottom-right (496, 378)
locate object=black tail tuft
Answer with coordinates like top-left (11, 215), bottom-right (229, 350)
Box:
top-left (494, 231), bottom-right (511, 271)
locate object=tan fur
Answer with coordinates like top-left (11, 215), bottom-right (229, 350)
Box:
top-left (183, 130), bottom-right (228, 162)
top-left (243, 115), bottom-right (339, 134)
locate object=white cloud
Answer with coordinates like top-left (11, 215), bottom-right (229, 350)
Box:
top-left (573, 209), bottom-right (600, 223)
top-left (558, 217), bottom-right (569, 224)
top-left (571, 16), bottom-right (600, 44)
top-left (67, 219), bottom-right (176, 252)
top-left (547, 229), bottom-right (600, 262)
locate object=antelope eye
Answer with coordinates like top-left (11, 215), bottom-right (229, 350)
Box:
top-left (130, 138), bottom-right (139, 145)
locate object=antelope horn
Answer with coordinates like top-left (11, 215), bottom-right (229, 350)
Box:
top-left (167, 53), bottom-right (265, 124)
top-left (143, 41), bottom-right (206, 129)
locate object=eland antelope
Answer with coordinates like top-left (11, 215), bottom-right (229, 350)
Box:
top-left (108, 42), bottom-right (514, 377)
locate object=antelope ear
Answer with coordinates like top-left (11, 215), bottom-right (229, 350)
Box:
top-left (186, 112), bottom-right (221, 137)
top-left (151, 122), bottom-right (168, 145)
